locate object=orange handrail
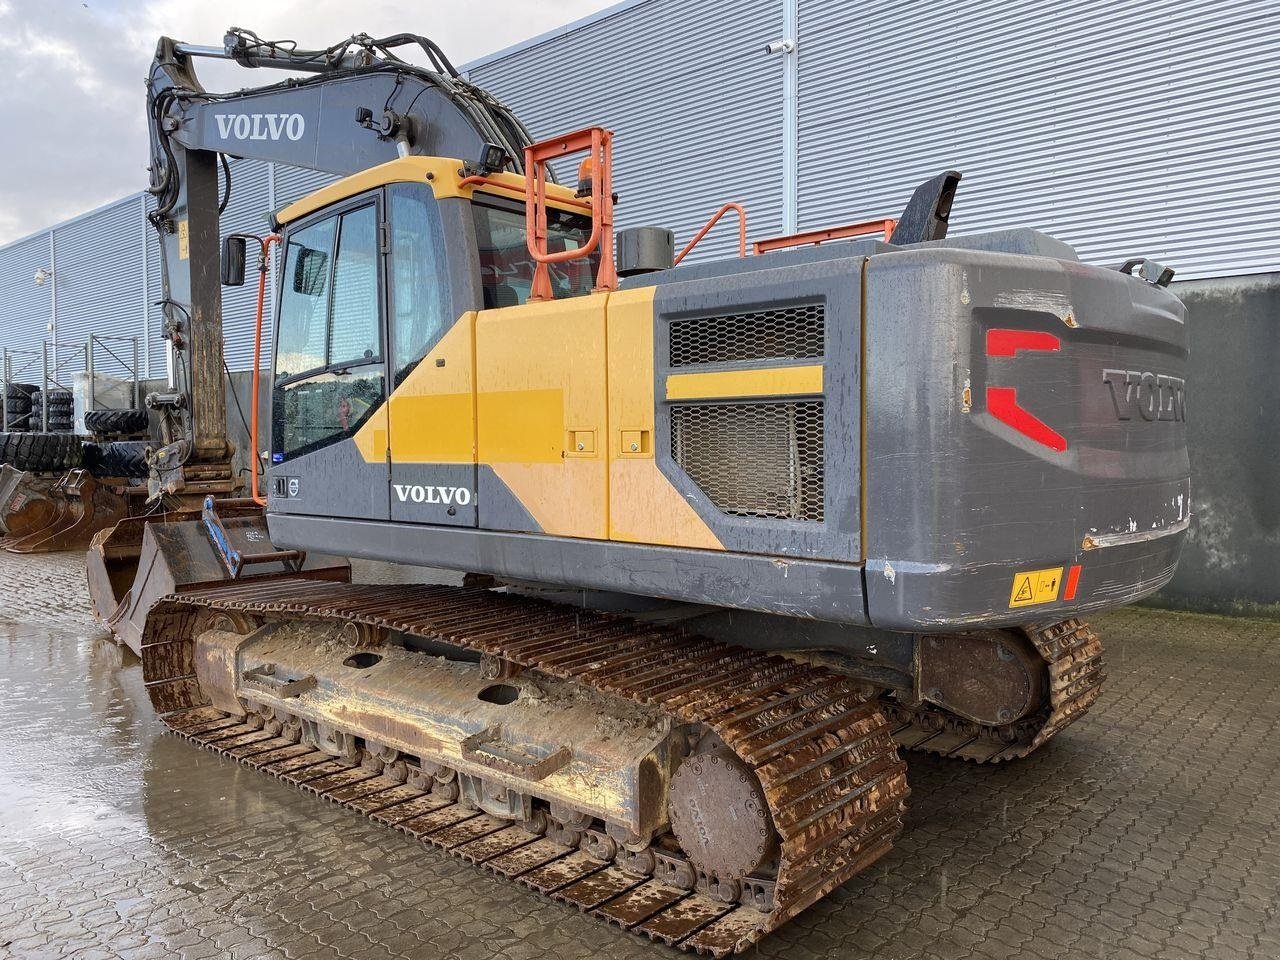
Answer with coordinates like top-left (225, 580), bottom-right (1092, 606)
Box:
top-left (753, 217), bottom-right (897, 255)
top-left (674, 203), bottom-right (748, 265)
top-left (524, 126), bottom-right (617, 301)
top-left (250, 234), bottom-right (281, 506)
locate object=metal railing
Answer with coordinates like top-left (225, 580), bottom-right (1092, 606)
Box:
top-left (2, 335), bottom-right (141, 433)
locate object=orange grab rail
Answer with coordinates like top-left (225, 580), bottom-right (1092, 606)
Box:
top-left (250, 234), bottom-right (281, 506)
top-left (753, 217), bottom-right (897, 255)
top-left (674, 203), bottom-right (748, 265)
top-left (524, 126), bottom-right (617, 301)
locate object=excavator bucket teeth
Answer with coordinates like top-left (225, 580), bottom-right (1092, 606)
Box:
top-left (0, 469), bottom-right (128, 554)
top-left (88, 502), bottom-right (350, 656)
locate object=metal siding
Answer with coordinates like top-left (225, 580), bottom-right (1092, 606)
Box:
top-left (273, 164), bottom-right (339, 207)
top-left (53, 196), bottom-right (146, 378)
top-left (468, 0), bottom-right (787, 262)
top-left (217, 159), bottom-right (273, 371)
top-left (0, 233), bottom-right (54, 383)
top-left (145, 195), bottom-right (167, 381)
top-left (795, 0), bottom-right (1280, 280)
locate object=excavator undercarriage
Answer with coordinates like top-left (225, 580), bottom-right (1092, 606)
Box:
top-left (135, 576), bottom-right (1100, 955)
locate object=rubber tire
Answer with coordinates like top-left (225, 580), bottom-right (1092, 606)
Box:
top-left (31, 389), bottom-right (74, 433)
top-left (84, 408), bottom-right (149, 437)
top-left (3, 410), bottom-right (30, 430)
top-left (33, 388), bottom-right (73, 408)
top-left (4, 383), bottom-right (36, 403)
top-left (91, 440), bottom-right (151, 479)
top-left (0, 432), bottom-right (84, 472)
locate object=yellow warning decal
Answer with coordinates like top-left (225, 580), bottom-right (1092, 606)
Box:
top-left (1009, 567), bottom-right (1064, 608)
top-left (177, 220), bottom-right (189, 261)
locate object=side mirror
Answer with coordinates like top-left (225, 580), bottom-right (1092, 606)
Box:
top-left (221, 236), bottom-right (247, 286)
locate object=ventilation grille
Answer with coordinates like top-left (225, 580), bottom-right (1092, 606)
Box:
top-left (671, 401), bottom-right (825, 522)
top-left (669, 303), bottom-right (825, 367)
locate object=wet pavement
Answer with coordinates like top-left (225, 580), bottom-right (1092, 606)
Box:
top-left (1, 551), bottom-right (1278, 960)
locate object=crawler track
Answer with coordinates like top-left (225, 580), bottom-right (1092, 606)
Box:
top-left (140, 580), bottom-right (909, 956)
top-left (886, 618), bottom-right (1105, 762)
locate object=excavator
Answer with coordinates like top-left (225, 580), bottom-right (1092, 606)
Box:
top-left (87, 27), bottom-right (1191, 956)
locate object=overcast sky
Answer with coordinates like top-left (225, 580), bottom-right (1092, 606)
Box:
top-left (0, 0), bottom-right (618, 246)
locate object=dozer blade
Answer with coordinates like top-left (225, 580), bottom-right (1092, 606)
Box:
top-left (88, 498), bottom-right (350, 656)
top-left (0, 469), bottom-right (130, 554)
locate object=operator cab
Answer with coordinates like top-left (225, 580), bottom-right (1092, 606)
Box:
top-left (254, 156), bottom-right (600, 523)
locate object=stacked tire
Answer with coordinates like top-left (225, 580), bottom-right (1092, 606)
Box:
top-left (0, 431), bottom-right (83, 472)
top-left (82, 440), bottom-right (151, 479)
top-left (84, 408), bottom-right (149, 438)
top-left (4, 382), bottom-right (36, 430)
top-left (31, 389), bottom-right (74, 432)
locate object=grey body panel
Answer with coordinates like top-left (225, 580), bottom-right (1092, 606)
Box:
top-left (627, 228), bottom-right (1077, 289)
top-left (269, 436), bottom-right (389, 520)
top-left (389, 462), bottom-right (476, 526)
top-left (268, 512), bottom-right (869, 624)
top-left (476, 465), bottom-right (543, 533)
top-left (863, 248), bottom-right (1189, 630)
top-left (651, 257), bottom-right (862, 561)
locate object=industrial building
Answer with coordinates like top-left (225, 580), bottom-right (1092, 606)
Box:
top-left (0, 0), bottom-right (1275, 613)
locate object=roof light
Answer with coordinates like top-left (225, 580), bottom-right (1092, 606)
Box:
top-left (576, 155), bottom-right (595, 199)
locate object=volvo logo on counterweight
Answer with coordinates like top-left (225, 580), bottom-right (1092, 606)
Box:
top-left (1103, 369), bottom-right (1186, 422)
top-left (214, 113), bottom-right (306, 142)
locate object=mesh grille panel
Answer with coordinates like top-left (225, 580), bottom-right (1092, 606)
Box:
top-left (669, 304), bottom-right (825, 366)
top-left (671, 401), bottom-right (825, 522)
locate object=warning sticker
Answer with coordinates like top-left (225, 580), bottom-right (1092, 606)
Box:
top-left (1009, 567), bottom-right (1064, 608)
top-left (177, 220), bottom-right (189, 260)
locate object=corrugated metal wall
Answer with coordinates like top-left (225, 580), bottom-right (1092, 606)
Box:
top-left (0, 234), bottom-right (53, 384)
top-left (218, 160), bottom-right (273, 373)
top-left (468, 0), bottom-right (1280, 280)
top-left (0, 161), bottom-right (338, 379)
top-left (795, 0), bottom-right (1280, 279)
top-left (52, 196), bottom-right (149, 379)
top-left (467, 0), bottom-right (788, 261)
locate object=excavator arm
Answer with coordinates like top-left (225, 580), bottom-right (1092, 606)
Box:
top-left (143, 27), bottom-right (535, 495)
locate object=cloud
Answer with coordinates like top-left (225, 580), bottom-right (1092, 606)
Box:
top-left (0, 0), bottom-right (617, 245)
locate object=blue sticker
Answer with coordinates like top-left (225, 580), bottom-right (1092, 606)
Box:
top-left (272, 453), bottom-right (284, 463)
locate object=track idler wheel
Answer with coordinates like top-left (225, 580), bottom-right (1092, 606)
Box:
top-left (668, 748), bottom-right (778, 894)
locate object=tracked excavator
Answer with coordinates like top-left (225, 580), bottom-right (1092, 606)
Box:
top-left (87, 27), bottom-right (1191, 955)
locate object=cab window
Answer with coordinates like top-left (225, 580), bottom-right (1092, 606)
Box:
top-left (388, 182), bottom-right (450, 386)
top-left (472, 199), bottom-right (598, 308)
top-left (272, 201), bottom-right (385, 462)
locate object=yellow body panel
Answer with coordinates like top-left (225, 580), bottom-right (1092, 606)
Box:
top-left (664, 364), bottom-right (823, 401)
top-left (277, 156), bottom-right (588, 225)
top-left (606, 288), bottom-right (723, 551)
top-left (476, 295), bottom-right (610, 539)
top-left (386, 315), bottom-right (478, 464)
top-left (352, 401), bottom-right (389, 465)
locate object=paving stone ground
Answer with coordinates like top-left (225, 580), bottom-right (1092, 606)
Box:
top-left (0, 550), bottom-right (1277, 960)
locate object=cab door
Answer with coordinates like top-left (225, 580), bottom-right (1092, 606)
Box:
top-left (385, 182), bottom-right (478, 527)
top-left (268, 193), bottom-right (391, 520)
